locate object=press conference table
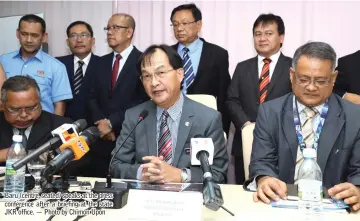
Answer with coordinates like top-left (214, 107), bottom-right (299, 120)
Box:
top-left (0, 177), bottom-right (359, 221)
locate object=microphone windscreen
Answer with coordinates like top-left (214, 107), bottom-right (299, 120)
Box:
top-left (139, 110), bottom-right (149, 120)
top-left (81, 126), bottom-right (100, 144)
top-left (73, 119), bottom-right (87, 132)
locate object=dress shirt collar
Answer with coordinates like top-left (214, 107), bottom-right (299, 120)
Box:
top-left (295, 96), bottom-right (324, 116)
top-left (257, 50), bottom-right (281, 65)
top-left (178, 37), bottom-right (202, 55)
top-left (113, 44), bottom-right (134, 61)
top-left (74, 53), bottom-right (92, 66)
top-left (14, 48), bottom-right (43, 62)
top-left (156, 93), bottom-right (184, 122)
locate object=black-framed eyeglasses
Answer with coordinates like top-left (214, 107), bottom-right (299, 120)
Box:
top-left (68, 33), bottom-right (91, 40)
top-left (170, 21), bottom-right (197, 29)
top-left (5, 104), bottom-right (40, 116)
top-left (140, 69), bottom-right (174, 83)
top-left (293, 75), bottom-right (332, 88)
top-left (104, 25), bottom-right (129, 32)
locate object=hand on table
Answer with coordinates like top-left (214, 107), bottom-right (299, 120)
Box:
top-left (253, 176), bottom-right (287, 204)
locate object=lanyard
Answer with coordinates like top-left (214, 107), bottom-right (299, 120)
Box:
top-left (292, 98), bottom-right (329, 152)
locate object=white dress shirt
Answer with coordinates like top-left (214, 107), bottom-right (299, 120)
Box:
top-left (257, 50), bottom-right (281, 80)
top-left (74, 53), bottom-right (92, 76)
top-left (112, 44), bottom-right (134, 80)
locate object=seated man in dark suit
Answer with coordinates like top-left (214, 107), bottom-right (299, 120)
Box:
top-left (246, 42), bottom-right (360, 211)
top-left (110, 45), bottom-right (228, 183)
top-left (334, 50), bottom-right (360, 104)
top-left (0, 76), bottom-right (71, 165)
top-left (56, 21), bottom-right (100, 122)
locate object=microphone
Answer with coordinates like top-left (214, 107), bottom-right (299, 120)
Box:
top-left (12, 119), bottom-right (87, 170)
top-left (92, 109), bottom-right (148, 209)
top-left (190, 135), bottom-right (225, 212)
top-left (106, 109), bottom-right (148, 188)
top-left (42, 126), bottom-right (100, 177)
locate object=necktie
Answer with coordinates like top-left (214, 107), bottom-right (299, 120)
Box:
top-left (182, 48), bottom-right (195, 94)
top-left (259, 58), bottom-right (271, 104)
top-left (74, 60), bottom-right (84, 95)
top-left (294, 107), bottom-right (318, 182)
top-left (111, 54), bottom-right (122, 90)
top-left (18, 128), bottom-right (27, 149)
top-left (158, 110), bottom-right (173, 164)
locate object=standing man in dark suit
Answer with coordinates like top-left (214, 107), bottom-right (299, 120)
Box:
top-left (56, 21), bottom-right (100, 122)
top-left (110, 45), bottom-right (228, 183)
top-left (88, 13), bottom-right (148, 177)
top-left (247, 42), bottom-right (360, 211)
top-left (226, 14), bottom-right (292, 184)
top-left (334, 50), bottom-right (360, 104)
top-left (170, 3), bottom-right (231, 135)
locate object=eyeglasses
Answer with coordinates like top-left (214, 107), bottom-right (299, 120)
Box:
top-left (293, 75), bottom-right (332, 88)
top-left (140, 69), bottom-right (174, 83)
top-left (170, 21), bottom-right (197, 29)
top-left (68, 33), bottom-right (91, 40)
top-left (5, 104), bottom-right (40, 116)
top-left (104, 25), bottom-right (129, 32)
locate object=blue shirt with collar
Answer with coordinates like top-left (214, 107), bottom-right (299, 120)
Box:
top-left (177, 37), bottom-right (203, 75)
top-left (0, 49), bottom-right (73, 113)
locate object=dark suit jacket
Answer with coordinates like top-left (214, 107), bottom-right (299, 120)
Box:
top-left (334, 50), bottom-right (360, 97)
top-left (88, 47), bottom-right (148, 135)
top-left (226, 53), bottom-right (292, 156)
top-left (247, 93), bottom-right (360, 189)
top-left (56, 53), bottom-right (100, 123)
top-left (110, 96), bottom-right (229, 183)
top-left (0, 111), bottom-right (72, 166)
top-left (172, 38), bottom-right (231, 135)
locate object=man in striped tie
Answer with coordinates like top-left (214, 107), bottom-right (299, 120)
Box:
top-left (110, 44), bottom-right (228, 183)
top-left (56, 21), bottom-right (100, 122)
top-left (226, 13), bottom-right (292, 184)
top-left (246, 42), bottom-right (360, 211)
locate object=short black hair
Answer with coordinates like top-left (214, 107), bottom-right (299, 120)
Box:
top-left (137, 44), bottom-right (183, 75)
top-left (170, 3), bottom-right (202, 22)
top-left (1, 75), bottom-right (40, 103)
top-left (253, 13), bottom-right (285, 35)
top-left (18, 14), bottom-right (46, 34)
top-left (66, 21), bottom-right (94, 37)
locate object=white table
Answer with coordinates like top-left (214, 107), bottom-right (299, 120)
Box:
top-left (0, 177), bottom-right (359, 221)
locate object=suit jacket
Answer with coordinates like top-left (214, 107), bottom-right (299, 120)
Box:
top-left (88, 47), bottom-right (148, 135)
top-left (0, 111), bottom-right (72, 166)
top-left (226, 53), bottom-right (292, 156)
top-left (56, 53), bottom-right (100, 122)
top-left (110, 96), bottom-right (229, 183)
top-left (247, 93), bottom-right (360, 189)
top-left (172, 38), bottom-right (231, 135)
top-left (334, 50), bottom-right (360, 97)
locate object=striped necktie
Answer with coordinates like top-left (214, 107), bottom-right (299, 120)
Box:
top-left (294, 107), bottom-right (318, 182)
top-left (182, 47), bottom-right (195, 94)
top-left (74, 60), bottom-right (84, 95)
top-left (259, 58), bottom-right (271, 104)
top-left (18, 128), bottom-right (27, 149)
top-left (158, 110), bottom-right (173, 164)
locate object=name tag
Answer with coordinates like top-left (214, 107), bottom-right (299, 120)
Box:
top-left (125, 189), bottom-right (203, 221)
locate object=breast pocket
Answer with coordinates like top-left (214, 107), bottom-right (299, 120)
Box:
top-left (32, 75), bottom-right (51, 100)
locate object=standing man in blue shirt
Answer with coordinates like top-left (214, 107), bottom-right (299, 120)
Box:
top-left (0, 14), bottom-right (72, 116)
top-left (170, 3), bottom-right (231, 136)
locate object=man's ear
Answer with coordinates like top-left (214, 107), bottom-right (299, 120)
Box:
top-left (177, 68), bottom-right (184, 82)
top-left (289, 67), bottom-right (295, 83)
top-left (42, 32), bottom-right (48, 43)
top-left (332, 70), bottom-right (338, 85)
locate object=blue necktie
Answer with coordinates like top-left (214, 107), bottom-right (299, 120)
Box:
top-left (182, 47), bottom-right (195, 94)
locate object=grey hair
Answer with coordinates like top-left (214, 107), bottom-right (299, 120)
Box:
top-left (1, 75), bottom-right (41, 103)
top-left (292, 41), bottom-right (337, 71)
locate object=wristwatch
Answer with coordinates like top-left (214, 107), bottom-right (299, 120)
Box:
top-left (181, 168), bottom-right (189, 183)
top-left (107, 119), bottom-right (113, 129)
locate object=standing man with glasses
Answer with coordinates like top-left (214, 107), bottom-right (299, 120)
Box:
top-left (88, 13), bottom-right (148, 177)
top-left (226, 14), bottom-right (292, 184)
top-left (0, 76), bottom-right (72, 167)
top-left (110, 44), bottom-right (228, 183)
top-left (0, 14), bottom-right (72, 116)
top-left (244, 42), bottom-right (360, 211)
top-left (170, 3), bottom-right (231, 137)
top-left (57, 21), bottom-right (100, 123)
